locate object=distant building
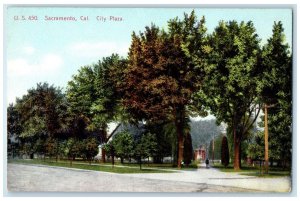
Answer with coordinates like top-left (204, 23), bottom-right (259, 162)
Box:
top-left (194, 145), bottom-right (206, 161)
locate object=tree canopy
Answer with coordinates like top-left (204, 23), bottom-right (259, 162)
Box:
top-left (120, 11), bottom-right (208, 168)
top-left (7, 11), bottom-right (292, 171)
top-left (192, 20), bottom-right (262, 170)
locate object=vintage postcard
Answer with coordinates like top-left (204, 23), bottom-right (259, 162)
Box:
top-left (5, 5), bottom-right (293, 194)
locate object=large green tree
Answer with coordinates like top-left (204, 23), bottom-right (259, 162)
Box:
top-left (7, 104), bottom-right (21, 158)
top-left (14, 82), bottom-right (67, 158)
top-left (258, 21), bottom-right (292, 168)
top-left (193, 21), bottom-right (262, 170)
top-left (120, 11), bottom-right (207, 168)
top-left (66, 54), bottom-right (126, 162)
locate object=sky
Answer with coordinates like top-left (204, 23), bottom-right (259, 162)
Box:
top-left (5, 7), bottom-right (293, 104)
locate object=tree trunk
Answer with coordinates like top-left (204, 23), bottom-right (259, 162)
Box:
top-left (176, 122), bottom-right (184, 169)
top-left (112, 155), bottom-right (114, 167)
top-left (139, 156), bottom-right (142, 170)
top-left (101, 148), bottom-right (106, 163)
top-left (233, 127), bottom-right (241, 171)
top-left (56, 139), bottom-right (59, 162)
top-left (101, 128), bottom-right (107, 163)
top-left (239, 142), bottom-right (242, 168)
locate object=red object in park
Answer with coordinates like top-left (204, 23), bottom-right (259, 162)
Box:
top-left (194, 145), bottom-right (206, 161)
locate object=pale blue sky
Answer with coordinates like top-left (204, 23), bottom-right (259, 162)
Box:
top-left (5, 7), bottom-right (293, 104)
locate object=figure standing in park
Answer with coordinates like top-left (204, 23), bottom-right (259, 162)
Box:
top-left (205, 158), bottom-right (209, 168)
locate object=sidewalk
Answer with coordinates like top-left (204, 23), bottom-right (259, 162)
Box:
top-left (124, 163), bottom-right (291, 192)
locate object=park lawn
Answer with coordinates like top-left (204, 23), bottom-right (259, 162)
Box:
top-left (240, 171), bottom-right (291, 178)
top-left (8, 159), bottom-right (174, 174)
top-left (212, 163), bottom-right (291, 178)
top-left (113, 161), bottom-right (198, 170)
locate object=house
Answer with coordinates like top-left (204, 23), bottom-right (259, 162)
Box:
top-left (95, 122), bottom-right (145, 161)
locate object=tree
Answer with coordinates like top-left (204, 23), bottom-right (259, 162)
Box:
top-left (258, 21), bottom-right (292, 169)
top-left (83, 137), bottom-right (99, 164)
top-left (221, 136), bottom-right (229, 167)
top-left (64, 138), bottom-right (83, 166)
top-left (120, 11), bottom-right (207, 168)
top-left (134, 133), bottom-right (158, 170)
top-left (193, 21), bottom-right (262, 170)
top-left (208, 134), bottom-right (222, 161)
top-left (7, 104), bottom-right (21, 158)
top-left (66, 54), bottom-right (126, 163)
top-left (14, 83), bottom-right (67, 159)
top-left (143, 121), bottom-right (173, 163)
top-left (113, 130), bottom-right (134, 163)
top-left (247, 131), bottom-right (265, 161)
top-left (45, 137), bottom-right (57, 159)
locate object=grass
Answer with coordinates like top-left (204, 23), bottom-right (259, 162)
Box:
top-left (8, 159), bottom-right (175, 174)
top-left (211, 162), bottom-right (291, 178)
top-left (240, 171), bottom-right (291, 178)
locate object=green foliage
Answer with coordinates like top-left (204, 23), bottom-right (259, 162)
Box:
top-left (259, 22), bottom-right (291, 105)
top-left (16, 83), bottom-right (66, 139)
top-left (102, 142), bottom-right (112, 157)
top-left (33, 138), bottom-right (46, 157)
top-left (259, 22), bottom-right (292, 168)
top-left (82, 137), bottom-right (99, 162)
top-left (7, 104), bottom-right (22, 158)
top-left (66, 54), bottom-right (126, 143)
top-left (64, 138), bottom-right (83, 159)
top-left (134, 133), bottom-right (158, 160)
top-left (208, 134), bottom-right (222, 160)
top-left (144, 121), bottom-right (172, 163)
top-left (67, 66), bottom-right (96, 117)
top-left (7, 104), bottom-right (21, 140)
top-left (192, 20), bottom-right (262, 170)
top-left (112, 130), bottom-right (134, 162)
top-left (90, 54), bottom-right (127, 129)
top-left (12, 83), bottom-right (67, 158)
top-left (246, 22), bottom-right (292, 169)
top-left (247, 131), bottom-right (264, 160)
top-left (20, 142), bottom-right (34, 157)
top-left (7, 12), bottom-right (292, 172)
